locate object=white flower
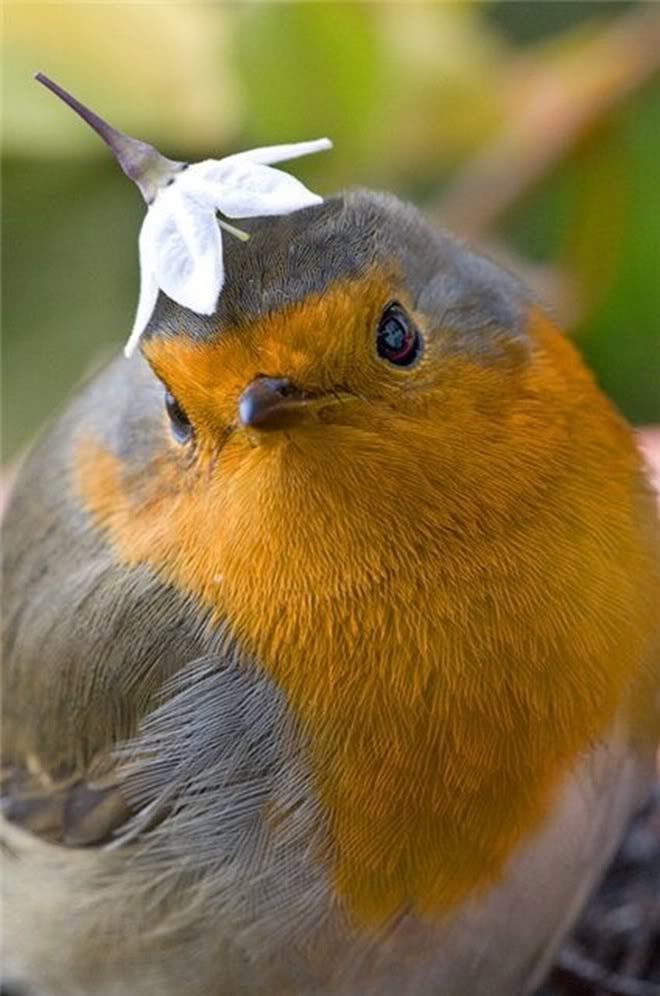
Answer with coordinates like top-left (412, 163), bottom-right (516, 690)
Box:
top-left (124, 139), bottom-right (332, 357)
top-left (34, 74), bottom-right (332, 358)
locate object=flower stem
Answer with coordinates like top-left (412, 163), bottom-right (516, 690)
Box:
top-left (34, 72), bottom-right (183, 203)
top-left (35, 73), bottom-right (127, 157)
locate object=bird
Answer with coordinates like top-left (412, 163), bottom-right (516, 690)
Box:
top-left (2, 87), bottom-right (660, 996)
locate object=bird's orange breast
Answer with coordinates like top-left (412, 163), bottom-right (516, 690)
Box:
top-left (76, 301), bottom-right (658, 927)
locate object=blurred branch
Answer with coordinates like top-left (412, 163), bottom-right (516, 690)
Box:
top-left (437, 4), bottom-right (660, 239)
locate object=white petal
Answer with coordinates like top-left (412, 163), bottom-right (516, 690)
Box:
top-left (122, 138), bottom-right (333, 353)
top-left (194, 138), bottom-right (332, 173)
top-left (148, 188), bottom-right (224, 314)
top-left (184, 165), bottom-right (323, 219)
top-left (123, 219), bottom-right (161, 357)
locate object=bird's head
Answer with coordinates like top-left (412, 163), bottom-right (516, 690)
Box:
top-left (91, 188), bottom-right (582, 607)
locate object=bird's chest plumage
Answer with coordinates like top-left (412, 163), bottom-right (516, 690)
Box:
top-left (76, 424), bottom-right (655, 927)
top-left (2, 685), bottom-right (651, 996)
top-left (227, 575), bottom-right (616, 926)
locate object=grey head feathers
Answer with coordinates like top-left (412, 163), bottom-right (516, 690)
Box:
top-left (142, 189), bottom-right (532, 355)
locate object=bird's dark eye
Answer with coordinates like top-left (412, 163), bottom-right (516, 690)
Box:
top-left (376, 303), bottom-right (422, 367)
top-left (164, 389), bottom-right (193, 444)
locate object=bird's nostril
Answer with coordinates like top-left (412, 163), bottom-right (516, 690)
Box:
top-left (252, 376), bottom-right (291, 397)
top-left (238, 377), bottom-right (307, 430)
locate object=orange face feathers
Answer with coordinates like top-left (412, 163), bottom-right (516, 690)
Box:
top-left (74, 200), bottom-right (660, 927)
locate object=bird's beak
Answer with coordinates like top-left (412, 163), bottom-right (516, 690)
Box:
top-left (238, 377), bottom-right (313, 431)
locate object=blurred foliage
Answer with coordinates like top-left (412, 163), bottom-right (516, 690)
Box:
top-left (2, 0), bottom-right (659, 460)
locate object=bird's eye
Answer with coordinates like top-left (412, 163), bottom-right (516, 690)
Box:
top-left (164, 389), bottom-right (193, 444)
top-left (376, 303), bottom-right (422, 367)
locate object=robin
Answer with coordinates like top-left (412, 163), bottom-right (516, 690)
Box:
top-left (2, 78), bottom-right (659, 996)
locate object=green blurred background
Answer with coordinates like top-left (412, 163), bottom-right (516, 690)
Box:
top-left (3, 1), bottom-right (659, 462)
